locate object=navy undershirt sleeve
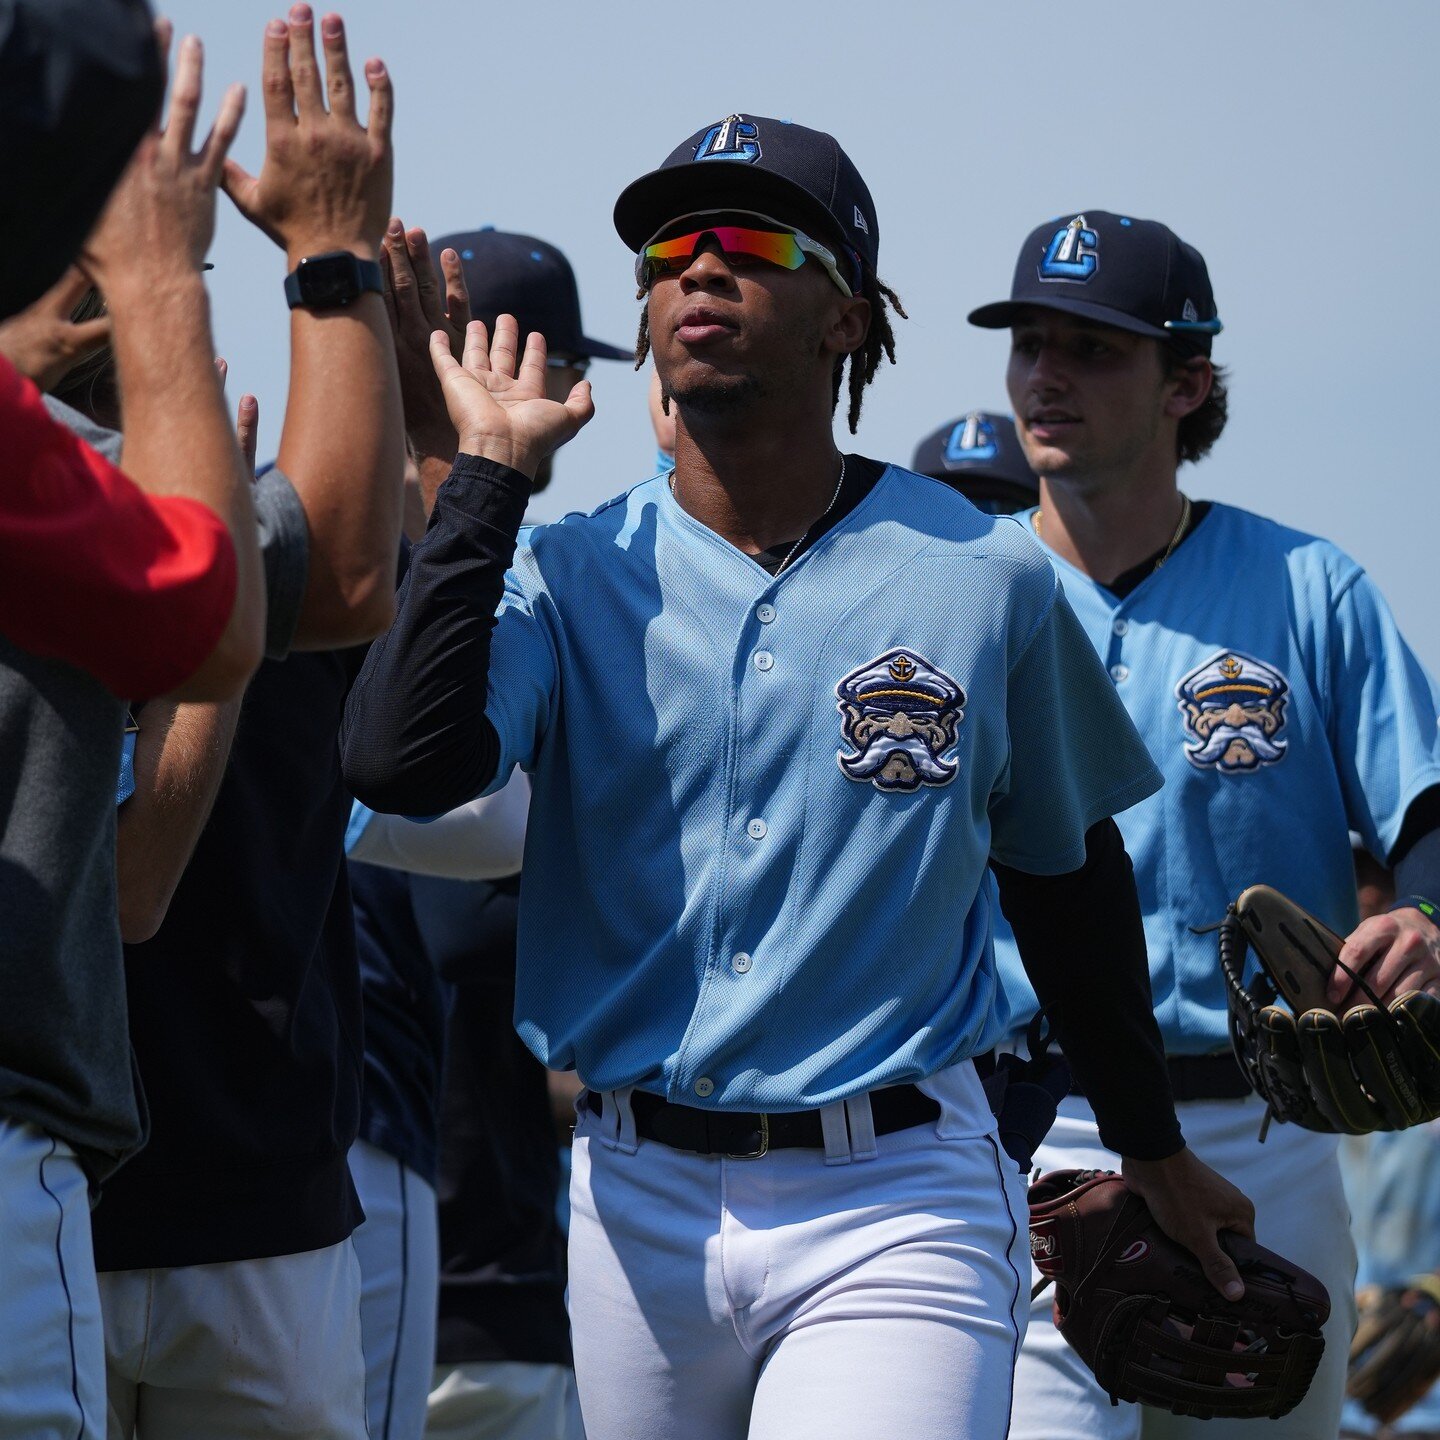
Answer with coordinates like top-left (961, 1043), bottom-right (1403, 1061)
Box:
top-left (340, 454), bottom-right (531, 816)
top-left (992, 817), bottom-right (1184, 1161)
top-left (1391, 786), bottom-right (1440, 904)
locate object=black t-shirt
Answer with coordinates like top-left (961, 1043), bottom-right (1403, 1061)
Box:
top-left (92, 648), bottom-right (367, 1271)
top-left (349, 859), bottom-right (447, 1186)
top-left (425, 874), bottom-right (572, 1367)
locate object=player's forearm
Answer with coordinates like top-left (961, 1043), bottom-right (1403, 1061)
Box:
top-left (116, 696), bottom-right (242, 944)
top-left (341, 453), bottom-right (528, 814)
top-left (276, 289), bottom-right (406, 648)
top-left (993, 817), bottom-right (1184, 1160)
top-left (111, 273), bottom-right (265, 698)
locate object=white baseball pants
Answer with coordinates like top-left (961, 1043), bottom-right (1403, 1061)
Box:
top-left (426, 1361), bottom-right (584, 1440)
top-left (566, 1062), bottom-right (1029, 1440)
top-left (0, 1116), bottom-right (106, 1440)
top-left (101, 1239), bottom-right (368, 1438)
top-left (1011, 1091), bottom-right (1358, 1440)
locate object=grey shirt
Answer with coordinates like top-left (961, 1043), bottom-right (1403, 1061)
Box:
top-left (0, 403), bottom-right (310, 1182)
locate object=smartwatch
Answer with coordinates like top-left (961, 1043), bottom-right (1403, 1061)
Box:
top-left (283, 250), bottom-right (383, 311)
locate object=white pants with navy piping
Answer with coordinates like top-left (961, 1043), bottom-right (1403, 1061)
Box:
top-left (566, 1061), bottom-right (1028, 1440)
top-left (350, 1139), bottom-right (440, 1440)
top-left (1011, 1092), bottom-right (1358, 1440)
top-left (0, 1116), bottom-right (105, 1440)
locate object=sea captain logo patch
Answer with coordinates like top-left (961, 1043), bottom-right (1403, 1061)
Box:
top-left (1176, 651), bottom-right (1290, 774)
top-left (836, 649), bottom-right (965, 793)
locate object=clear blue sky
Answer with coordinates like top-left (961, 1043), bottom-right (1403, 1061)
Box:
top-left (171, 0), bottom-right (1440, 670)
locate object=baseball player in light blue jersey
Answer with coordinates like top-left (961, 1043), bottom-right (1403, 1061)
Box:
top-left (343, 126), bottom-right (1259, 1440)
top-left (971, 210), bottom-right (1440, 1440)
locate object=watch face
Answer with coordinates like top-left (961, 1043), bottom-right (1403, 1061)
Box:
top-left (297, 252), bottom-right (360, 306)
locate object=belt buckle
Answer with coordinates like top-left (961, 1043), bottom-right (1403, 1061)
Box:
top-left (726, 1112), bottom-right (769, 1160)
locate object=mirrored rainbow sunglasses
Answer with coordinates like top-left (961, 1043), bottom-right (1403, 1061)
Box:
top-left (635, 211), bottom-right (855, 297)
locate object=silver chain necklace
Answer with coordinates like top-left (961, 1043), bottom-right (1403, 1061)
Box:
top-left (668, 456), bottom-right (848, 576)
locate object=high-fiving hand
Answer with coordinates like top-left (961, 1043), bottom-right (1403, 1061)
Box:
top-left (430, 317), bottom-right (594, 480)
top-left (222, 5), bottom-right (392, 263)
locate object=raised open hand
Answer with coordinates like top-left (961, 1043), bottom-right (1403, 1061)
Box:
top-left (430, 316), bottom-right (594, 479)
top-left (82, 25), bottom-right (246, 295)
top-left (222, 6), bottom-right (392, 262)
top-left (383, 220), bottom-right (471, 455)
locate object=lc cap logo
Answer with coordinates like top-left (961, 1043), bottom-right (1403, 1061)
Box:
top-left (946, 412), bottom-right (999, 464)
top-left (1039, 214), bottom-right (1099, 283)
top-left (694, 114), bottom-right (762, 164)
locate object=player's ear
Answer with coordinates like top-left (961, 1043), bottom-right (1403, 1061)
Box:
top-left (826, 294), bottom-right (871, 358)
top-left (1162, 353), bottom-right (1213, 420)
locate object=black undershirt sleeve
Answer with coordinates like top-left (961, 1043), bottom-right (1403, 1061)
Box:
top-left (340, 454), bottom-right (531, 816)
top-left (991, 817), bottom-right (1184, 1161)
top-left (1390, 785), bottom-right (1440, 905)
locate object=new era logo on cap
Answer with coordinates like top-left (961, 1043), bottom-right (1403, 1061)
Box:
top-left (852, 205), bottom-right (870, 235)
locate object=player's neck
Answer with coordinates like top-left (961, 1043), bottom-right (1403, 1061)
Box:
top-left (670, 406), bottom-right (846, 558)
top-left (1035, 467), bottom-right (1186, 586)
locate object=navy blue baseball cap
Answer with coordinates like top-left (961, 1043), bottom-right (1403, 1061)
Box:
top-left (613, 114), bottom-right (879, 276)
top-left (911, 411), bottom-right (1038, 514)
top-left (968, 211), bottom-right (1222, 356)
top-left (434, 228), bottom-right (632, 362)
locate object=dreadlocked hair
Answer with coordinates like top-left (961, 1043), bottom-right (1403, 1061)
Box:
top-left (633, 269), bottom-right (906, 429)
top-left (835, 270), bottom-right (905, 433)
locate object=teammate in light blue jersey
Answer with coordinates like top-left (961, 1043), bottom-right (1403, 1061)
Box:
top-left (344, 126), bottom-right (1257, 1440)
top-left (971, 209), bottom-right (1440, 1440)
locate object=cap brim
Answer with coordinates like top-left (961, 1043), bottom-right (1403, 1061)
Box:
top-left (966, 296), bottom-right (1168, 340)
top-left (578, 335), bottom-right (634, 362)
top-left (615, 164), bottom-right (846, 256)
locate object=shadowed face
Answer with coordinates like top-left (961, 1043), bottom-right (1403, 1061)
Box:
top-left (643, 213), bottom-right (867, 419)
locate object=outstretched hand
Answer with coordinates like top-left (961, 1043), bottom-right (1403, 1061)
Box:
top-left (0, 268), bottom-right (111, 391)
top-left (1122, 1148), bottom-right (1256, 1301)
top-left (430, 316), bottom-right (594, 479)
top-left (222, 5), bottom-right (392, 262)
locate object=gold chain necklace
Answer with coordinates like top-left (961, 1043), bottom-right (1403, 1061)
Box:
top-left (1032, 492), bottom-right (1191, 574)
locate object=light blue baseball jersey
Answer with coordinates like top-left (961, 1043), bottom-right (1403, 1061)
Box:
top-left (481, 464), bottom-right (1162, 1110)
top-left (996, 502), bottom-right (1440, 1054)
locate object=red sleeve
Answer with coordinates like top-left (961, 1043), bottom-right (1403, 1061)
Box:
top-left (0, 354), bottom-right (237, 699)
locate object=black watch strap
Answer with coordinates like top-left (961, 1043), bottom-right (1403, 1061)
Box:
top-left (284, 250), bottom-right (384, 311)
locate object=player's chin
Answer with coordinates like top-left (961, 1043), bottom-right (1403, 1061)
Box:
top-left (667, 368), bottom-right (763, 413)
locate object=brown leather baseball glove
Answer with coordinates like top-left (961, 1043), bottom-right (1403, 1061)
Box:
top-left (1028, 1169), bottom-right (1330, 1420)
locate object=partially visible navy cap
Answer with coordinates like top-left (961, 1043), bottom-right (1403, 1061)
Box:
top-left (434, 229), bottom-right (632, 362)
top-left (968, 211), bottom-right (1222, 356)
top-left (911, 412), bottom-right (1038, 514)
top-left (613, 114), bottom-right (879, 275)
top-left (0, 0), bottom-right (163, 319)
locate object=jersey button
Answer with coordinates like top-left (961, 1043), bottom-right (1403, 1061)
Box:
top-left (731, 952), bottom-right (753, 974)
top-left (1112, 618), bottom-right (1129, 637)
top-left (753, 650), bottom-right (775, 671)
top-left (1110, 663), bottom-right (1130, 682)
top-left (756, 603), bottom-right (776, 624)
top-left (747, 818), bottom-right (768, 840)
top-left (694, 1077), bottom-right (715, 1098)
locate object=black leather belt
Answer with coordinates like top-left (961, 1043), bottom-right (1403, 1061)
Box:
top-left (1068, 1052), bottom-right (1250, 1103)
top-left (584, 1084), bottom-right (941, 1158)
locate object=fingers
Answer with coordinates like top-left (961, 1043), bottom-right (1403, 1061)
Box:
top-left (220, 158), bottom-right (261, 219)
top-left (318, 12), bottom-right (355, 119)
top-left (69, 316), bottom-right (113, 352)
top-left (47, 266), bottom-right (98, 317)
top-left (236, 393), bottom-right (260, 476)
top-left (260, 17), bottom-right (295, 131)
top-left (430, 327), bottom-right (465, 383)
top-left (165, 34), bottom-right (205, 156)
top-left (440, 247), bottom-right (472, 330)
top-left (406, 229), bottom-right (443, 323)
top-left (489, 314), bottom-right (519, 378)
top-left (1334, 916), bottom-right (1393, 1004)
top-left (563, 379), bottom-right (597, 431)
top-left (286, 4), bottom-right (324, 117)
top-left (215, 356), bottom-right (228, 389)
top-left (379, 246), bottom-right (399, 333)
top-left (199, 83), bottom-right (247, 186)
top-left (364, 57), bottom-right (393, 146)
top-left (463, 321), bottom-right (492, 374)
top-left (516, 328), bottom-right (548, 392)
top-left (384, 219), bottom-right (423, 325)
top-left (1195, 1231), bottom-right (1246, 1301)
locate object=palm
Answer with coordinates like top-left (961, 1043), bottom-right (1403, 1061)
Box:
top-left (431, 316), bottom-right (594, 478)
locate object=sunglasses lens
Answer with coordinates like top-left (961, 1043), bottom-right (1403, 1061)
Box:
top-left (640, 227), bottom-right (805, 281)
